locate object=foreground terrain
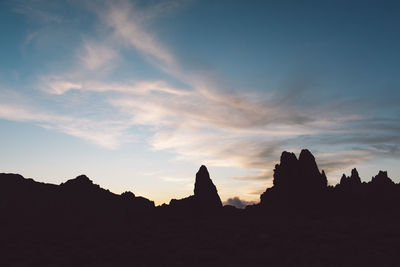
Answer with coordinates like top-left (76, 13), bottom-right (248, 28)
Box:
top-left (1, 149), bottom-right (400, 266)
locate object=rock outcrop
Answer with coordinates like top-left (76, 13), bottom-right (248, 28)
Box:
top-left (266, 149), bottom-right (326, 191)
top-left (1, 149), bottom-right (399, 219)
top-left (0, 173), bottom-right (155, 223)
top-left (371, 171), bottom-right (394, 186)
top-left (169, 165), bottom-right (222, 211)
top-left (260, 149), bottom-right (328, 210)
top-left (194, 165), bottom-right (223, 208)
top-left (271, 149), bottom-right (327, 193)
top-left (339, 168), bottom-right (362, 188)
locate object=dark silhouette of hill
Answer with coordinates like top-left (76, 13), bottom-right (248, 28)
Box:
top-left (1, 149), bottom-right (400, 266)
top-left (0, 173), bottom-right (154, 229)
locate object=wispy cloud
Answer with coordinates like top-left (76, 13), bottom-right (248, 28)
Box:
top-left (5, 0), bottom-right (400, 202)
top-left (42, 79), bottom-right (83, 95)
top-left (13, 1), bottom-right (63, 24)
top-left (79, 40), bottom-right (119, 71)
top-left (103, 1), bottom-right (177, 69)
top-left (0, 90), bottom-right (132, 149)
top-left (38, 2), bottom-right (400, 177)
top-left (41, 79), bottom-right (189, 96)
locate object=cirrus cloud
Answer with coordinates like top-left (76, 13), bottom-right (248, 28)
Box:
top-left (3, 0), bottom-right (399, 203)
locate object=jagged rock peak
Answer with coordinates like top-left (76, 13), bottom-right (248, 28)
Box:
top-left (121, 191), bottom-right (136, 199)
top-left (321, 170), bottom-right (328, 186)
top-left (371, 171), bottom-right (394, 186)
top-left (280, 151), bottom-right (298, 166)
top-left (350, 168), bottom-right (361, 184)
top-left (194, 165), bottom-right (212, 195)
top-left (62, 175), bottom-right (94, 187)
top-left (273, 151), bottom-right (298, 188)
top-left (298, 149), bottom-right (319, 173)
top-left (340, 174), bottom-right (347, 184)
top-left (340, 168), bottom-right (362, 187)
top-left (194, 165), bottom-right (222, 208)
top-left (299, 149), bottom-right (315, 161)
top-left (273, 149), bottom-right (326, 191)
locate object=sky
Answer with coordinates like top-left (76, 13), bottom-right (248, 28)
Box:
top-left (0, 0), bottom-right (400, 206)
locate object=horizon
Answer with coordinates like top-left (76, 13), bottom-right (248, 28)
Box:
top-left (1, 0), bottom-right (400, 205)
top-left (2, 148), bottom-right (396, 208)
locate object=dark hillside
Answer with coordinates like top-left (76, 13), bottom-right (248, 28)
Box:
top-left (1, 150), bottom-right (400, 266)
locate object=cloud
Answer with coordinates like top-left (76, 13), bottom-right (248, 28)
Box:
top-left (232, 169), bottom-right (274, 181)
top-left (160, 176), bottom-right (192, 183)
top-left (0, 90), bottom-right (132, 149)
top-left (6, 0), bottom-right (400, 202)
top-left (103, 1), bottom-right (177, 69)
top-left (315, 150), bottom-right (375, 173)
top-left (224, 197), bottom-right (257, 209)
top-left (41, 79), bottom-right (190, 96)
top-left (13, 1), bottom-right (63, 24)
top-left (296, 116), bottom-right (400, 170)
top-left (38, 2), bottom-right (399, 175)
top-left (80, 40), bottom-right (119, 70)
top-left (43, 79), bottom-right (83, 95)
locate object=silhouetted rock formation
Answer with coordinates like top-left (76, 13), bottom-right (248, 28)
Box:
top-left (0, 173), bottom-right (154, 226)
top-left (298, 149), bottom-right (328, 190)
top-left (258, 149), bottom-right (400, 217)
top-left (59, 175), bottom-right (155, 211)
top-left (272, 151), bottom-right (298, 190)
top-left (168, 165), bottom-right (222, 212)
top-left (194, 165), bottom-right (223, 208)
top-left (371, 170), bottom-right (394, 186)
top-left (270, 149), bottom-right (327, 193)
top-left (260, 149), bottom-right (327, 211)
top-left (2, 149), bottom-right (400, 266)
top-left (339, 168), bottom-right (362, 188)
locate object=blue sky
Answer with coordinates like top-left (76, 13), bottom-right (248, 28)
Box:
top-left (0, 0), bottom-right (399, 205)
